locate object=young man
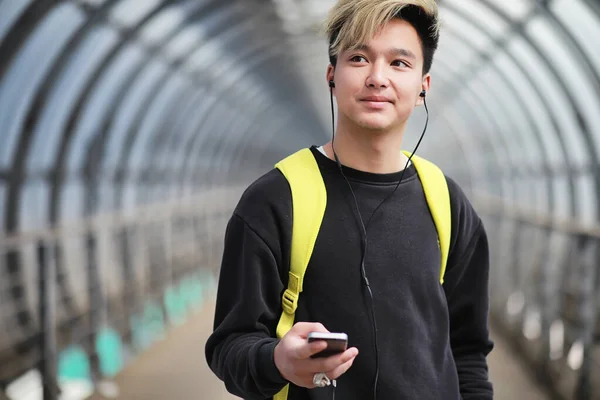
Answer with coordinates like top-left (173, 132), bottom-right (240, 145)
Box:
top-left (205, 0), bottom-right (494, 399)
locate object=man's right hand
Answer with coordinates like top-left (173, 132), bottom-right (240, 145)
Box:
top-left (273, 322), bottom-right (359, 389)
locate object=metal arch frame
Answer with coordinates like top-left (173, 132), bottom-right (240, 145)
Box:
top-left (35, 0), bottom-right (188, 359)
top-left (112, 10), bottom-right (286, 208)
top-left (581, 0), bottom-right (600, 15)
top-left (517, 2), bottom-right (600, 180)
top-left (432, 68), bottom-right (505, 196)
top-left (434, 71), bottom-right (505, 196)
top-left (223, 59), bottom-right (333, 180)
top-left (189, 110), bottom-right (292, 191)
top-left (0, 1), bottom-right (68, 85)
top-left (219, 30), bottom-right (325, 137)
top-left (49, 0), bottom-right (236, 222)
top-left (119, 81), bottom-right (200, 307)
top-left (66, 0), bottom-right (222, 219)
top-left (469, 56), bottom-right (552, 190)
top-left (81, 66), bottom-right (169, 211)
top-left (142, 84), bottom-right (208, 193)
top-left (222, 113), bottom-right (294, 186)
top-left (154, 90), bottom-right (227, 201)
top-left (428, 65), bottom-right (552, 326)
top-left (74, 0), bottom-right (260, 213)
top-left (536, 2), bottom-right (600, 390)
top-left (127, 83), bottom-right (257, 205)
top-left (189, 114), bottom-right (249, 191)
top-left (0, 0), bottom-right (129, 364)
top-left (145, 9), bottom-right (305, 165)
top-left (175, 84), bottom-right (281, 196)
top-left (67, 1), bottom-right (198, 374)
top-left (114, 72), bottom-right (196, 185)
top-left (14, 7), bottom-right (134, 335)
top-left (434, 5), bottom-right (551, 184)
top-left (102, 5), bottom-right (298, 306)
top-left (183, 114), bottom-right (250, 191)
top-left (174, 99), bottom-right (256, 197)
top-left (427, 115), bottom-right (479, 193)
top-left (454, 84), bottom-right (550, 321)
top-left (133, 32), bottom-right (261, 178)
top-left (6, 0), bottom-right (180, 232)
top-left (231, 6), bottom-right (324, 127)
top-left (438, 1), bottom-right (600, 393)
top-left (435, 6), bottom-right (582, 328)
top-left (438, 22), bottom-right (556, 211)
top-left (104, 2), bottom-right (262, 198)
top-left (133, 26), bottom-right (315, 203)
top-left (141, 85), bottom-right (212, 199)
top-left (138, 82), bottom-right (202, 184)
top-left (0, 0), bottom-right (221, 379)
top-left (168, 45), bottom-right (294, 195)
top-left (84, 65), bottom-right (182, 213)
top-left (438, 65), bottom-right (521, 198)
top-left (110, 66), bottom-right (201, 208)
top-left (433, 58), bottom-right (514, 185)
top-left (443, 0), bottom-right (600, 219)
top-left (0, 0), bottom-right (149, 384)
top-left (123, 82), bottom-right (212, 206)
top-left (437, 3), bottom-right (566, 217)
top-left (223, 100), bottom-right (291, 185)
top-left (43, 0), bottom-right (183, 228)
top-left (174, 97), bottom-right (235, 196)
top-left (429, 108), bottom-right (515, 288)
top-left (538, 3), bottom-right (600, 102)
top-left (437, 111), bottom-right (487, 183)
top-left (182, 47), bottom-right (308, 192)
top-left (132, 18), bottom-right (284, 203)
top-left (458, 0), bottom-right (600, 292)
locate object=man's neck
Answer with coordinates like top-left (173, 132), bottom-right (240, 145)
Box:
top-left (322, 122), bottom-right (409, 174)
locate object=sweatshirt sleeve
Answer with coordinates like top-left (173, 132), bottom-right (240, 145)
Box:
top-left (443, 180), bottom-right (495, 399)
top-left (204, 212), bottom-right (289, 399)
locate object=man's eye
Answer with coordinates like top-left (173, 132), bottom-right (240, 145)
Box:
top-left (350, 56), bottom-right (366, 62)
top-left (392, 60), bottom-right (408, 67)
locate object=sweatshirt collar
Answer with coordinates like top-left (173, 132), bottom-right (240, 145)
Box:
top-left (310, 145), bottom-right (417, 185)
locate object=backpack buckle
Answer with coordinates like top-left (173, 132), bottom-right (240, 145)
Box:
top-left (282, 289), bottom-right (298, 314)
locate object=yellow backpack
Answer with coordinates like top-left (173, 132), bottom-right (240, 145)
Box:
top-left (272, 148), bottom-right (451, 400)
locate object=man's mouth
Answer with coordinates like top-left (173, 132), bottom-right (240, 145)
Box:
top-left (360, 95), bottom-right (393, 103)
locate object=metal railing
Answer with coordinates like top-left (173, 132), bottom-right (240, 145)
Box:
top-left (0, 185), bottom-right (245, 400)
top-left (475, 193), bottom-right (600, 400)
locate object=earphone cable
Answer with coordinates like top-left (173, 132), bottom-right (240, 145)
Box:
top-left (329, 87), bottom-right (429, 400)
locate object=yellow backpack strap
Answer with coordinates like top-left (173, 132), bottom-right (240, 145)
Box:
top-left (403, 151), bottom-right (451, 284)
top-left (273, 148), bottom-right (327, 400)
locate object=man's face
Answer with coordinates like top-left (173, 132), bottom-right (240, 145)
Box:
top-left (327, 19), bottom-right (430, 133)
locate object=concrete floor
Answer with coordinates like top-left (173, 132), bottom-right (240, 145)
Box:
top-left (87, 301), bottom-right (551, 400)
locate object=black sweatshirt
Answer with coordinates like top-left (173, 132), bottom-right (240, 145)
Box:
top-left (205, 146), bottom-right (494, 400)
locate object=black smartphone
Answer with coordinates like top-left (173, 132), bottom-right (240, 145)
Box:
top-left (307, 332), bottom-right (348, 358)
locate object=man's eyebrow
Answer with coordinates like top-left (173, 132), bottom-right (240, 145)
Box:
top-left (389, 47), bottom-right (416, 59)
top-left (354, 44), bottom-right (416, 59)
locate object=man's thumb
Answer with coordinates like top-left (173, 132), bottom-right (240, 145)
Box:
top-left (292, 322), bottom-right (329, 337)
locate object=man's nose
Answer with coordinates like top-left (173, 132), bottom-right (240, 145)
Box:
top-left (365, 62), bottom-right (389, 88)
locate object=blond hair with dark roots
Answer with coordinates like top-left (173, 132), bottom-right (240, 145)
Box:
top-left (323, 0), bottom-right (441, 74)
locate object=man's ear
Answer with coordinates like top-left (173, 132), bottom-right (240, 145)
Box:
top-left (417, 73), bottom-right (431, 106)
top-left (326, 64), bottom-right (335, 88)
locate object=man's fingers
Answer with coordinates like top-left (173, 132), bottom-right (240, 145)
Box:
top-left (326, 354), bottom-right (357, 380)
top-left (315, 347), bottom-right (359, 372)
top-left (295, 339), bottom-right (328, 359)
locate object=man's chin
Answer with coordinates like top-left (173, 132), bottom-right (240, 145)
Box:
top-left (355, 118), bottom-right (394, 132)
